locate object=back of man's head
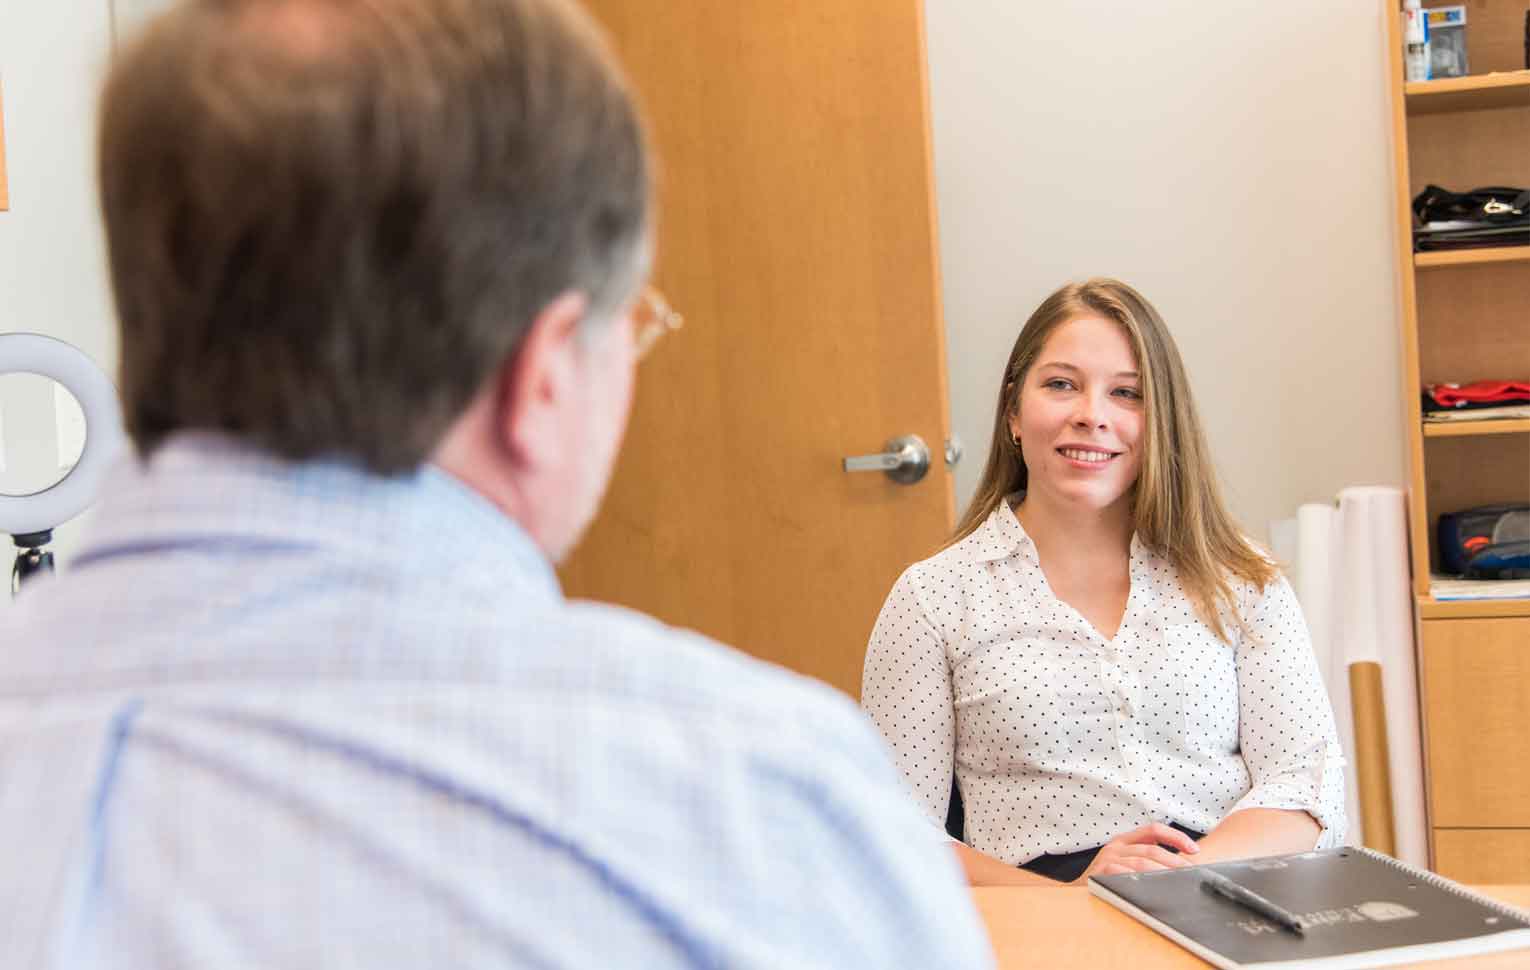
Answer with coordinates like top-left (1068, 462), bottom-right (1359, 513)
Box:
top-left (99, 0), bottom-right (651, 474)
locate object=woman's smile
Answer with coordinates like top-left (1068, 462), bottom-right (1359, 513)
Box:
top-left (1056, 445), bottom-right (1121, 467)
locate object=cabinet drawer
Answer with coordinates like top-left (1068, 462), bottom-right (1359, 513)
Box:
top-left (1420, 618), bottom-right (1530, 827)
top-left (1434, 829), bottom-right (1530, 884)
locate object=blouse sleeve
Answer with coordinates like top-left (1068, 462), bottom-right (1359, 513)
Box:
top-left (1228, 574), bottom-right (1348, 847)
top-left (860, 565), bottom-right (957, 837)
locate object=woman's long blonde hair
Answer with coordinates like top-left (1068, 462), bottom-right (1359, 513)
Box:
top-left (951, 278), bottom-right (1276, 641)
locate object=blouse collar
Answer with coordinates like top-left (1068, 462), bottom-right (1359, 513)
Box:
top-left (971, 493), bottom-right (1148, 567)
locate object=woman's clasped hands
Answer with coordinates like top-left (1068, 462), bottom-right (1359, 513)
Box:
top-left (1072, 823), bottom-right (1200, 884)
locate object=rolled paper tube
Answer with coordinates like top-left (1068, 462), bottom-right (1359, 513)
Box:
top-left (1349, 661), bottom-right (1397, 857)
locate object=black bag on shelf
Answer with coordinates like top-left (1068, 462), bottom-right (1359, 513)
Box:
top-left (1438, 504), bottom-right (1530, 578)
top-left (1412, 184), bottom-right (1530, 251)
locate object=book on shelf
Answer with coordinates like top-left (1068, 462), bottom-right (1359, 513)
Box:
top-left (1089, 847), bottom-right (1530, 970)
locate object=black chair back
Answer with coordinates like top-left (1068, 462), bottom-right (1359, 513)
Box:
top-left (945, 777), bottom-right (964, 841)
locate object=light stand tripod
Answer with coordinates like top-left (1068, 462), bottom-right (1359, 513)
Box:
top-left (11, 529), bottom-right (55, 595)
top-left (0, 334), bottom-right (127, 599)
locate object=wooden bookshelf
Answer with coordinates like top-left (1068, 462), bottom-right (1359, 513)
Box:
top-left (1406, 71), bottom-right (1530, 115)
top-left (1385, 0), bottom-right (1530, 881)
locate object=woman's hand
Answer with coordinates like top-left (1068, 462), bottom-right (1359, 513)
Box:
top-left (1072, 823), bottom-right (1200, 883)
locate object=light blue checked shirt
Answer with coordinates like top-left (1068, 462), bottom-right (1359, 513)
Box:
top-left (0, 434), bottom-right (993, 969)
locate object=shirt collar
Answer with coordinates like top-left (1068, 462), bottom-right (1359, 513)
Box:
top-left (971, 494), bottom-right (1035, 564)
top-left (75, 432), bottom-right (560, 601)
top-left (969, 493), bottom-right (1149, 567)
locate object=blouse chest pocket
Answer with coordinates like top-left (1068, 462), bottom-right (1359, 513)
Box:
top-left (1164, 623), bottom-right (1240, 754)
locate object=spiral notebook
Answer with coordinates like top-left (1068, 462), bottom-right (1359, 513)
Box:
top-left (1089, 847), bottom-right (1530, 970)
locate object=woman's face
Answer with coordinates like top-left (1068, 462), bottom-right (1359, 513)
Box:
top-left (1009, 314), bottom-right (1145, 515)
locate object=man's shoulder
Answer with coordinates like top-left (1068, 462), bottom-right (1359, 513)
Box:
top-left (551, 598), bottom-right (878, 748)
top-left (0, 595), bottom-right (991, 970)
top-left (2, 569), bottom-right (876, 765)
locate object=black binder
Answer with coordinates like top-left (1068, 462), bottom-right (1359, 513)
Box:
top-left (1089, 847), bottom-right (1530, 969)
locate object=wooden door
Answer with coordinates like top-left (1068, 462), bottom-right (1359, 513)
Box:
top-left (560, 0), bottom-right (954, 699)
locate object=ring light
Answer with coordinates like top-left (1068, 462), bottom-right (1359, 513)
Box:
top-left (0, 333), bottom-right (124, 537)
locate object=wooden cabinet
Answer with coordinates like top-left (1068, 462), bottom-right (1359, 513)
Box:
top-left (1420, 619), bottom-right (1530, 828)
top-left (1435, 830), bottom-right (1530, 885)
top-left (1382, 1), bottom-right (1530, 879)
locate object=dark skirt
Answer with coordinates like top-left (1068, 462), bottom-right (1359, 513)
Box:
top-left (1019, 822), bottom-right (1206, 884)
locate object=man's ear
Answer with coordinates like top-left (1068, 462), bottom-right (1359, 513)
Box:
top-left (495, 290), bottom-right (589, 469)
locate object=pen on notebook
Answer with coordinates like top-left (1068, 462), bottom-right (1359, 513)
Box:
top-left (1200, 869), bottom-right (1305, 936)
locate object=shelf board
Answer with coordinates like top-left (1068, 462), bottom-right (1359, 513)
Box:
top-left (1419, 596), bottom-right (1530, 619)
top-left (1423, 418), bottom-right (1530, 438)
top-left (1414, 246), bottom-right (1530, 269)
top-left (1405, 71), bottom-right (1530, 115)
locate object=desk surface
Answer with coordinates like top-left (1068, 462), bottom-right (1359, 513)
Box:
top-left (975, 885), bottom-right (1530, 969)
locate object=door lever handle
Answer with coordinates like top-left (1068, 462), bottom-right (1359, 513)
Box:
top-left (842, 434), bottom-right (931, 484)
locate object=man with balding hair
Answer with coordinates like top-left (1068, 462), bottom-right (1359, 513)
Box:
top-left (0, 1), bottom-right (992, 967)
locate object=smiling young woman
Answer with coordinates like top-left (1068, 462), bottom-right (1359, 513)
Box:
top-left (959, 278), bottom-right (1274, 642)
top-left (861, 278), bottom-right (1347, 888)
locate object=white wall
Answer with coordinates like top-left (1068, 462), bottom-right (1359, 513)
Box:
top-left (0, 1), bottom-right (1409, 593)
top-left (926, 1), bottom-right (1407, 540)
top-left (0, 2), bottom-right (116, 604)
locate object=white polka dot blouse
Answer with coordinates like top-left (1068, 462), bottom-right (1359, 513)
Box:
top-left (861, 499), bottom-right (1347, 865)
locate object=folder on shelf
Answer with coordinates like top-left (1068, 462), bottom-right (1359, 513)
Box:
top-left (1414, 222), bottom-right (1530, 251)
top-left (1422, 404), bottom-right (1530, 423)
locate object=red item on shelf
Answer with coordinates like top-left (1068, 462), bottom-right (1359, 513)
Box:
top-left (1426, 380), bottom-right (1530, 407)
